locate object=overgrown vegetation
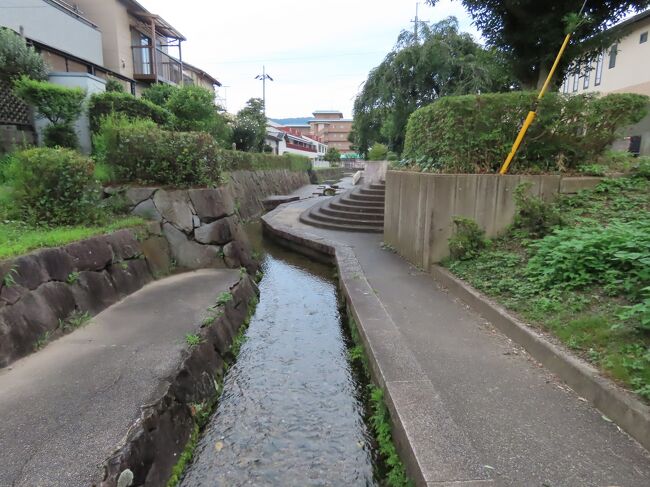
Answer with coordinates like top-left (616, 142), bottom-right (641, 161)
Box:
top-left (448, 217), bottom-right (489, 260)
top-left (0, 27), bottom-right (48, 82)
top-left (88, 91), bottom-right (171, 133)
top-left (346, 315), bottom-right (413, 487)
top-left (446, 175), bottom-right (650, 400)
top-left (401, 91), bottom-right (649, 174)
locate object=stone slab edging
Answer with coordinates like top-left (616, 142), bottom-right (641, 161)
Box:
top-left (431, 264), bottom-right (650, 453)
top-left (262, 207), bottom-right (493, 486)
top-left (98, 274), bottom-right (259, 487)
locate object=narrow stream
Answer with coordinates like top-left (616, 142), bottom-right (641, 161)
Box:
top-left (180, 223), bottom-right (378, 486)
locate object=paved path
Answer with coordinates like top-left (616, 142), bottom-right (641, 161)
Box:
top-left (266, 187), bottom-right (650, 487)
top-left (0, 269), bottom-right (239, 487)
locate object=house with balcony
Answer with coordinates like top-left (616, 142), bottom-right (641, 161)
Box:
top-left (561, 9), bottom-right (650, 155)
top-left (72, 0), bottom-right (220, 94)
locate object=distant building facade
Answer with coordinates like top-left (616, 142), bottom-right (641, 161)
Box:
top-left (287, 110), bottom-right (354, 154)
top-left (561, 10), bottom-right (650, 155)
top-left (266, 121), bottom-right (327, 161)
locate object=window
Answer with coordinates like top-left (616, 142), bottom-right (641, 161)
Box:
top-left (595, 53), bottom-right (603, 85)
top-left (583, 67), bottom-right (590, 89)
top-left (573, 73), bottom-right (579, 92)
top-left (608, 44), bottom-right (618, 69)
top-left (641, 32), bottom-right (648, 44)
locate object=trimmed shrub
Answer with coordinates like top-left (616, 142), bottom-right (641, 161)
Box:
top-left (368, 142), bottom-right (388, 161)
top-left (92, 112), bottom-right (158, 165)
top-left (403, 92), bottom-right (649, 173)
top-left (6, 148), bottom-right (101, 225)
top-left (13, 76), bottom-right (85, 148)
top-left (104, 124), bottom-right (218, 186)
top-left (88, 91), bottom-right (171, 133)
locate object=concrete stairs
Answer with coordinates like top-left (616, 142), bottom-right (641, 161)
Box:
top-left (300, 181), bottom-right (385, 233)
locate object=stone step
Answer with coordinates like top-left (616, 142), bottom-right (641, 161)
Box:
top-left (299, 212), bottom-right (383, 233)
top-left (320, 206), bottom-right (385, 221)
top-left (309, 209), bottom-right (384, 228)
top-left (340, 196), bottom-right (385, 207)
top-left (329, 201), bottom-right (385, 214)
top-left (359, 187), bottom-right (386, 196)
top-left (369, 183), bottom-right (386, 191)
top-left (349, 192), bottom-right (385, 203)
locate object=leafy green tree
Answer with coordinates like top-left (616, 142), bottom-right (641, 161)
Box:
top-left (233, 98), bottom-right (267, 152)
top-left (104, 79), bottom-right (124, 93)
top-left (14, 76), bottom-right (86, 148)
top-left (324, 147), bottom-right (341, 164)
top-left (426, 0), bottom-right (650, 89)
top-left (142, 83), bottom-right (178, 107)
top-left (352, 17), bottom-right (513, 154)
top-left (0, 28), bottom-right (48, 82)
top-left (367, 142), bottom-right (389, 161)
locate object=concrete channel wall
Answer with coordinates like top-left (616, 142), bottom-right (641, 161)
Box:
top-left (384, 172), bottom-right (610, 269)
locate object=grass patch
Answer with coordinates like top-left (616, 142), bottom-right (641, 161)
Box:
top-left (445, 176), bottom-right (650, 401)
top-left (0, 216), bottom-right (144, 259)
top-left (346, 315), bottom-right (413, 487)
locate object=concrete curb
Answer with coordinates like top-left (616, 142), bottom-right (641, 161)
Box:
top-left (431, 265), bottom-right (650, 452)
top-left (262, 206), bottom-right (493, 486)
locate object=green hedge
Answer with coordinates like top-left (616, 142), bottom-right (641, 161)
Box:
top-left (88, 91), bottom-right (171, 133)
top-left (403, 92), bottom-right (649, 173)
top-left (102, 124), bottom-right (312, 187)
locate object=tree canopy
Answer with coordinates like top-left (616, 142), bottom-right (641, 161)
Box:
top-left (0, 27), bottom-right (48, 82)
top-left (352, 17), bottom-right (514, 155)
top-left (426, 0), bottom-right (650, 88)
top-left (233, 98), bottom-right (267, 152)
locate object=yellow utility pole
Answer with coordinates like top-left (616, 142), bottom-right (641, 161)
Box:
top-left (499, 1), bottom-right (588, 175)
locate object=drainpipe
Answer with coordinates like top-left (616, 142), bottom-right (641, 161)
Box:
top-left (150, 17), bottom-right (157, 81)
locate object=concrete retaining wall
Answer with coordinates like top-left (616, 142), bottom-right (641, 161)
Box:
top-left (384, 171), bottom-right (609, 268)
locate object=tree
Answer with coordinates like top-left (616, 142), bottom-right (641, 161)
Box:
top-left (14, 76), bottom-right (85, 148)
top-left (233, 98), bottom-right (267, 152)
top-left (352, 17), bottom-right (514, 154)
top-left (0, 28), bottom-right (48, 82)
top-left (367, 142), bottom-right (389, 161)
top-left (426, 0), bottom-right (650, 89)
top-left (324, 147), bottom-right (341, 164)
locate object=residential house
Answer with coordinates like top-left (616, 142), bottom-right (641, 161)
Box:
top-left (561, 10), bottom-right (650, 155)
top-left (266, 121), bottom-right (327, 161)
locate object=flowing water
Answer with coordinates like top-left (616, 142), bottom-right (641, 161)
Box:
top-left (180, 224), bottom-right (378, 486)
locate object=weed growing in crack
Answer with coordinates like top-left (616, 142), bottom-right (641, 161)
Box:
top-left (185, 333), bottom-right (204, 347)
top-left (216, 291), bottom-right (233, 306)
top-left (66, 271), bottom-right (80, 284)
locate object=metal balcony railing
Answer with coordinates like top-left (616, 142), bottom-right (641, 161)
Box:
top-left (132, 46), bottom-right (183, 85)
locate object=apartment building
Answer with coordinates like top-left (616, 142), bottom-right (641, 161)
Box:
top-left (561, 10), bottom-right (650, 154)
top-left (266, 121), bottom-right (327, 161)
top-left (287, 110), bottom-right (354, 154)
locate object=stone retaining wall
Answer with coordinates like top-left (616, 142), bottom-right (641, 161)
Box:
top-left (384, 172), bottom-right (611, 269)
top-left (309, 168), bottom-right (346, 184)
top-left (227, 169), bottom-right (310, 220)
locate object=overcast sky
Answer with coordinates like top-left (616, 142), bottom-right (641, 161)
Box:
top-left (138, 0), bottom-right (477, 119)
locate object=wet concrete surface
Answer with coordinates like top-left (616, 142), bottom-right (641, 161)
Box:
top-left (180, 227), bottom-right (377, 486)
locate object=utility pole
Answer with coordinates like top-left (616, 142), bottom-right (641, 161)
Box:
top-left (410, 2), bottom-right (419, 43)
top-left (255, 65), bottom-right (274, 116)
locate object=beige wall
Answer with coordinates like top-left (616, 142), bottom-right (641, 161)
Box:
top-left (384, 172), bottom-right (607, 268)
top-left (563, 16), bottom-right (650, 96)
top-left (73, 0), bottom-right (134, 78)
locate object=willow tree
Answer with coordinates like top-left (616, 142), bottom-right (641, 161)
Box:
top-left (426, 0), bottom-right (650, 89)
top-left (352, 17), bottom-right (513, 155)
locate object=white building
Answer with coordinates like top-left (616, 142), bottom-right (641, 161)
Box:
top-left (561, 10), bottom-right (650, 155)
top-left (265, 121), bottom-right (328, 161)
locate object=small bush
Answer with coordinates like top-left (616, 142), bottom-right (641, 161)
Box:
top-left (403, 91), bottom-right (649, 173)
top-left (633, 157), bottom-right (650, 179)
top-left (448, 217), bottom-right (488, 260)
top-left (0, 27), bottom-right (48, 81)
top-left (92, 112), bottom-right (157, 165)
top-left (104, 79), bottom-right (124, 93)
top-left (513, 182), bottom-right (562, 238)
top-left (368, 142), bottom-right (389, 161)
top-left (6, 148), bottom-right (101, 225)
top-left (43, 124), bottom-right (78, 149)
top-left (88, 91), bottom-right (171, 133)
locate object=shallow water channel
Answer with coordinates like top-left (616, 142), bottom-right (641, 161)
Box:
top-left (180, 224), bottom-right (378, 486)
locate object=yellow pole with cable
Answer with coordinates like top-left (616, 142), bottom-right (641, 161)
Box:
top-left (499, 33), bottom-right (572, 175)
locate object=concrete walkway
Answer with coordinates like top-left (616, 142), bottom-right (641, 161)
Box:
top-left (0, 269), bottom-right (239, 487)
top-left (264, 187), bottom-right (650, 487)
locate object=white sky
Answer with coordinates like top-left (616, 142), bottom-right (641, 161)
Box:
top-left (138, 0), bottom-right (477, 118)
